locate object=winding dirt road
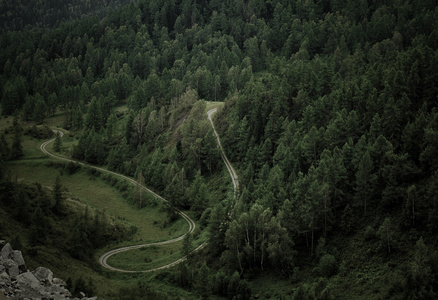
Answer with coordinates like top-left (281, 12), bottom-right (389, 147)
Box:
top-left (40, 107), bottom-right (237, 273)
top-left (41, 130), bottom-right (197, 272)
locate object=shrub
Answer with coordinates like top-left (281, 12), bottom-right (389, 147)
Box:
top-left (364, 225), bottom-right (375, 241)
top-left (319, 254), bottom-right (338, 277)
top-left (87, 168), bottom-right (100, 176)
top-left (65, 161), bottom-right (80, 174)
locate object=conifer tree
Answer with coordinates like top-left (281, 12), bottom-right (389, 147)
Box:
top-left (11, 115), bottom-right (23, 159)
top-left (134, 170), bottom-right (145, 208)
top-left (0, 134), bottom-right (10, 161)
top-left (53, 176), bottom-right (64, 214)
top-left (53, 132), bottom-right (62, 152)
top-left (355, 151), bottom-right (376, 215)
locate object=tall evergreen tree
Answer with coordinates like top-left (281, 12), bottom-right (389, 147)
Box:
top-left (11, 115), bottom-right (23, 160)
top-left (53, 176), bottom-right (64, 214)
top-left (53, 132), bottom-right (62, 152)
top-left (355, 150), bottom-right (376, 215)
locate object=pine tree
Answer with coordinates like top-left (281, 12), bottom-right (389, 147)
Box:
top-left (84, 97), bottom-right (103, 130)
top-left (28, 205), bottom-right (48, 246)
top-left (53, 132), bottom-right (62, 152)
top-left (355, 151), bottom-right (376, 215)
top-left (11, 115), bottom-right (23, 160)
top-left (53, 176), bottom-right (64, 214)
top-left (377, 217), bottom-right (393, 254)
top-left (0, 134), bottom-right (10, 161)
top-left (195, 263), bottom-right (211, 299)
top-left (182, 233), bottom-right (192, 257)
top-left (134, 170), bottom-right (145, 208)
top-left (32, 98), bottom-right (48, 124)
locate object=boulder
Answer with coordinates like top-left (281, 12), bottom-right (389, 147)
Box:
top-left (0, 241), bottom-right (99, 299)
top-left (7, 264), bottom-right (19, 279)
top-left (53, 277), bottom-right (66, 286)
top-left (0, 243), bottom-right (12, 260)
top-left (33, 266), bottom-right (53, 285)
top-left (3, 259), bottom-right (15, 269)
top-left (10, 250), bottom-right (26, 273)
top-left (16, 272), bottom-right (41, 290)
top-left (47, 291), bottom-right (69, 300)
top-left (47, 283), bottom-right (71, 297)
top-left (0, 271), bottom-right (11, 285)
top-left (3, 259), bottom-right (19, 278)
top-left (15, 271), bottom-right (44, 299)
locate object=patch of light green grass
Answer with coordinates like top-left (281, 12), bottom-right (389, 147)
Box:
top-left (44, 111), bottom-right (67, 128)
top-left (0, 115), bottom-right (13, 133)
top-left (114, 104), bottom-right (129, 113)
top-left (106, 233), bottom-right (206, 272)
top-left (106, 241), bottom-right (184, 271)
top-left (105, 223), bottom-right (208, 272)
top-left (8, 162), bottom-right (188, 244)
top-left (205, 101), bottom-right (225, 111)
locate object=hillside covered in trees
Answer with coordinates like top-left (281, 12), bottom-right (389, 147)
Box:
top-left (1, 0), bottom-right (438, 299)
top-left (0, 0), bottom-right (134, 32)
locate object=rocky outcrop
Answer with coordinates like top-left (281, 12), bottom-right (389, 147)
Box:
top-left (0, 240), bottom-right (99, 300)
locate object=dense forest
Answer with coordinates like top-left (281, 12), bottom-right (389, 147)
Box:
top-left (0, 0), bottom-right (134, 32)
top-left (1, 0), bottom-right (438, 299)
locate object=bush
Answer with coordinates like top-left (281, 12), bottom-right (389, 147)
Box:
top-left (25, 125), bottom-right (39, 138)
top-left (87, 168), bottom-right (100, 176)
top-left (293, 283), bottom-right (308, 300)
top-left (65, 161), bottom-right (80, 174)
top-left (319, 254), bottom-right (338, 277)
top-left (116, 181), bottom-right (129, 192)
top-left (364, 225), bottom-right (375, 241)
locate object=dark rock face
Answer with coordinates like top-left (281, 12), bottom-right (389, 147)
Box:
top-left (0, 242), bottom-right (100, 300)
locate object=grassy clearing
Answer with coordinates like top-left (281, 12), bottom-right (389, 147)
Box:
top-left (107, 241), bottom-right (184, 271)
top-left (0, 114), bottom-right (13, 132)
top-left (8, 161), bottom-right (188, 243)
top-left (43, 111), bottom-right (66, 128)
top-left (114, 104), bottom-right (129, 113)
top-left (51, 133), bottom-right (78, 156)
top-left (3, 113), bottom-right (190, 245)
top-left (4, 115), bottom-right (190, 244)
top-left (106, 227), bottom-right (208, 272)
top-left (3, 154), bottom-right (192, 299)
top-left (205, 101), bottom-right (225, 112)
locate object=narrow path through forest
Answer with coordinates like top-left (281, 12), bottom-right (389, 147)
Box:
top-left (40, 107), bottom-right (238, 272)
top-left (207, 108), bottom-right (239, 198)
